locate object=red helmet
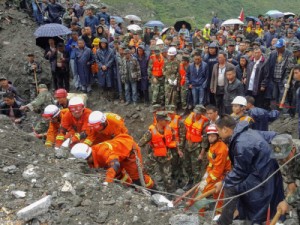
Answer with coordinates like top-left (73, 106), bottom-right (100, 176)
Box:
top-left (206, 125), bottom-right (218, 134)
top-left (54, 89), bottom-right (68, 98)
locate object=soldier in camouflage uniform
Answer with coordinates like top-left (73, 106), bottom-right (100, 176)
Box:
top-left (20, 84), bottom-right (54, 136)
top-left (271, 134), bottom-right (300, 223)
top-left (179, 56), bottom-right (190, 110)
top-left (23, 53), bottom-right (42, 101)
top-left (166, 105), bottom-right (185, 187)
top-left (163, 47), bottom-right (180, 107)
top-left (148, 47), bottom-right (165, 105)
top-left (138, 111), bottom-right (178, 192)
top-left (181, 105), bottom-right (209, 191)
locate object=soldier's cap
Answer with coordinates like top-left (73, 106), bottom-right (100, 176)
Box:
top-left (137, 45), bottom-right (145, 50)
top-left (193, 104), bottom-right (206, 114)
top-left (162, 47), bottom-right (168, 53)
top-left (38, 84), bottom-right (48, 89)
top-left (124, 49), bottom-right (131, 54)
top-left (151, 104), bottom-right (164, 113)
top-left (165, 105), bottom-right (176, 113)
top-left (187, 41), bottom-right (193, 46)
top-left (194, 48), bottom-right (203, 55)
top-left (244, 39), bottom-right (251, 43)
top-left (113, 40), bottom-right (119, 44)
top-left (100, 38), bottom-right (108, 43)
top-left (170, 42), bottom-right (177, 46)
top-left (0, 76), bottom-right (7, 81)
top-left (154, 46), bottom-right (161, 53)
top-left (182, 56), bottom-right (190, 62)
top-left (27, 53), bottom-right (34, 57)
top-left (252, 41), bottom-right (260, 46)
top-left (179, 31), bottom-right (185, 35)
top-left (270, 134), bottom-right (294, 159)
top-left (245, 47), bottom-right (253, 52)
top-left (208, 42), bottom-right (218, 48)
top-left (292, 44), bottom-right (300, 52)
top-left (195, 42), bottom-right (203, 47)
top-left (227, 41), bottom-right (236, 46)
top-left (183, 48), bottom-right (190, 54)
top-left (120, 44), bottom-right (127, 49)
top-left (156, 111), bottom-right (171, 121)
top-left (114, 33), bottom-right (120, 38)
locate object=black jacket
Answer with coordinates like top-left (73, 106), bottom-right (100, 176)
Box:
top-left (0, 100), bottom-right (25, 121)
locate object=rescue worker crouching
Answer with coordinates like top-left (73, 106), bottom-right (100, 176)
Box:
top-left (182, 104), bottom-right (209, 191)
top-left (42, 104), bottom-right (68, 148)
top-left (138, 111), bottom-right (178, 192)
top-left (70, 134), bottom-right (154, 189)
top-left (55, 96), bottom-right (92, 148)
top-left (231, 96), bottom-right (254, 125)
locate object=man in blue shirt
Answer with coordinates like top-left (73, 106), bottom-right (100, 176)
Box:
top-left (84, 8), bottom-right (99, 35)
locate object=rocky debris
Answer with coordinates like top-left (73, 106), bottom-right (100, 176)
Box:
top-left (16, 195), bottom-right (52, 221)
top-left (11, 190), bottom-right (26, 199)
top-left (2, 165), bottom-right (17, 174)
top-left (151, 194), bottom-right (174, 207)
top-left (61, 180), bottom-right (76, 195)
top-left (22, 164), bottom-right (40, 181)
top-left (169, 214), bottom-right (199, 225)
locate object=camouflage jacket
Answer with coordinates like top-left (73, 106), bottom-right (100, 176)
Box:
top-left (23, 60), bottom-right (42, 83)
top-left (163, 59), bottom-right (180, 86)
top-left (120, 56), bottom-right (141, 83)
top-left (26, 90), bottom-right (54, 113)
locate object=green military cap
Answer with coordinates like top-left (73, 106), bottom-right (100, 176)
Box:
top-left (156, 111), bottom-right (171, 121)
top-left (252, 41), bottom-right (260, 46)
top-left (120, 44), bottom-right (127, 49)
top-left (165, 105), bottom-right (176, 113)
top-left (182, 56), bottom-right (190, 62)
top-left (113, 40), bottom-right (119, 44)
top-left (124, 48), bottom-right (131, 54)
top-left (244, 39), bottom-right (251, 43)
top-left (195, 42), bottom-right (203, 47)
top-left (292, 44), bottom-right (300, 52)
top-left (183, 48), bottom-right (190, 55)
top-left (162, 47), bottom-right (168, 53)
top-left (151, 104), bottom-right (163, 113)
top-left (179, 31), bottom-right (185, 35)
top-left (38, 84), bottom-right (48, 89)
top-left (271, 134), bottom-right (294, 159)
top-left (0, 76), bottom-right (7, 81)
top-left (227, 40), bottom-right (236, 46)
top-left (245, 47), bottom-right (253, 53)
top-left (170, 42), bottom-right (177, 46)
top-left (194, 48), bottom-right (203, 55)
top-left (193, 104), bottom-right (206, 114)
top-left (154, 46), bottom-right (161, 53)
top-left (177, 50), bottom-right (183, 54)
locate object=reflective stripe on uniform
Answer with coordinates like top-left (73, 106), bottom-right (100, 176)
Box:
top-left (210, 173), bottom-right (217, 180)
top-left (84, 139), bottom-right (93, 146)
top-left (145, 177), bottom-right (154, 188)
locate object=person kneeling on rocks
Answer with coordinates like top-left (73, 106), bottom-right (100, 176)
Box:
top-left (71, 133), bottom-right (154, 189)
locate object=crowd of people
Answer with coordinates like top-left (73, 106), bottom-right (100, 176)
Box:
top-left (1, 1), bottom-right (300, 225)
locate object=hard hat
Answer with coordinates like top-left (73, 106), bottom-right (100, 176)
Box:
top-left (205, 24), bottom-right (211, 28)
top-left (70, 143), bottom-right (92, 159)
top-left (69, 96), bottom-right (84, 107)
top-left (92, 38), bottom-right (100, 46)
top-left (54, 89), bottom-right (68, 98)
top-left (206, 124), bottom-right (218, 134)
top-left (156, 39), bottom-right (164, 45)
top-left (231, 96), bottom-right (247, 106)
top-left (42, 105), bottom-right (60, 119)
top-left (88, 111), bottom-right (107, 126)
top-left (167, 47), bottom-right (177, 56)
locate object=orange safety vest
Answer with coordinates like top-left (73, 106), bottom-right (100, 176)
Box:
top-left (179, 63), bottom-right (186, 86)
top-left (91, 47), bottom-right (99, 74)
top-left (240, 115), bottom-right (254, 124)
top-left (184, 112), bottom-right (208, 143)
top-left (149, 124), bottom-right (175, 157)
top-left (169, 115), bottom-right (181, 141)
top-left (152, 55), bottom-right (164, 77)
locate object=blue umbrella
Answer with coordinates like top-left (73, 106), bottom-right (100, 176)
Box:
top-left (111, 16), bottom-right (124, 24)
top-left (34, 23), bottom-right (71, 37)
top-left (265, 10), bottom-right (284, 18)
top-left (246, 16), bottom-right (260, 23)
top-left (144, 20), bottom-right (165, 28)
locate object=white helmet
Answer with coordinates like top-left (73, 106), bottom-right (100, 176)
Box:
top-left (156, 39), bottom-right (164, 45)
top-left (71, 143), bottom-right (92, 159)
top-left (231, 96), bottom-right (247, 106)
top-left (42, 105), bottom-right (60, 119)
top-left (167, 47), bottom-right (177, 56)
top-left (88, 111), bottom-right (107, 125)
top-left (69, 96), bottom-right (84, 107)
top-left (205, 24), bottom-right (211, 28)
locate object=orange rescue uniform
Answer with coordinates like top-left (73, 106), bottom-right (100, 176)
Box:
top-left (184, 112), bottom-right (209, 143)
top-left (151, 55), bottom-right (164, 77)
top-left (89, 134), bottom-right (154, 188)
top-left (179, 63), bottom-right (186, 86)
top-left (56, 108), bottom-right (92, 147)
top-left (169, 115), bottom-right (181, 142)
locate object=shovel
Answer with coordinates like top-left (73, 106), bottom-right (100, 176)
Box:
top-left (173, 182), bottom-right (200, 207)
top-left (184, 188), bottom-right (216, 212)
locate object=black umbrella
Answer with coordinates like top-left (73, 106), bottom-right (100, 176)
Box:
top-left (174, 21), bottom-right (192, 32)
top-left (36, 36), bottom-right (64, 50)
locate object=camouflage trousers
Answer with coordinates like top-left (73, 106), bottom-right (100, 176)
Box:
top-left (170, 148), bottom-right (184, 183)
top-left (180, 85), bottom-right (188, 110)
top-left (183, 142), bottom-right (207, 183)
top-left (165, 84), bottom-right (178, 106)
top-left (34, 119), bottom-right (49, 135)
top-left (29, 83), bottom-right (38, 102)
top-left (151, 76), bottom-right (165, 105)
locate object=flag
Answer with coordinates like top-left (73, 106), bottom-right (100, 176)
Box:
top-left (239, 8), bottom-right (244, 21)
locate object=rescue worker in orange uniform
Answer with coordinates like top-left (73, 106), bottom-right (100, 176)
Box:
top-left (182, 104), bottom-right (209, 191)
top-left (148, 47), bottom-right (165, 105)
top-left (86, 111), bottom-right (128, 145)
top-left (186, 125), bottom-right (231, 213)
top-left (231, 96), bottom-right (254, 126)
top-left (54, 88), bottom-right (69, 109)
top-left (138, 111), bottom-right (178, 192)
top-left (166, 105), bottom-right (185, 187)
top-left (179, 56), bottom-right (190, 111)
top-left (55, 96), bottom-right (93, 147)
top-left (70, 134), bottom-right (154, 189)
top-left (42, 104), bottom-right (68, 148)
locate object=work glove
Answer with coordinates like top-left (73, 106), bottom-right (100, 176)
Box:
top-left (284, 83), bottom-right (290, 89)
top-left (202, 172), bottom-right (208, 180)
top-left (168, 78), bottom-right (173, 85)
top-left (198, 180), bottom-right (208, 192)
top-left (44, 141), bottom-right (53, 148)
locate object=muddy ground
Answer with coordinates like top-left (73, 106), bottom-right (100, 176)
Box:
top-left (0, 4), bottom-right (299, 225)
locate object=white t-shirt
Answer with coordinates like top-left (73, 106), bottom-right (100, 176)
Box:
top-left (217, 65), bottom-right (226, 86)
